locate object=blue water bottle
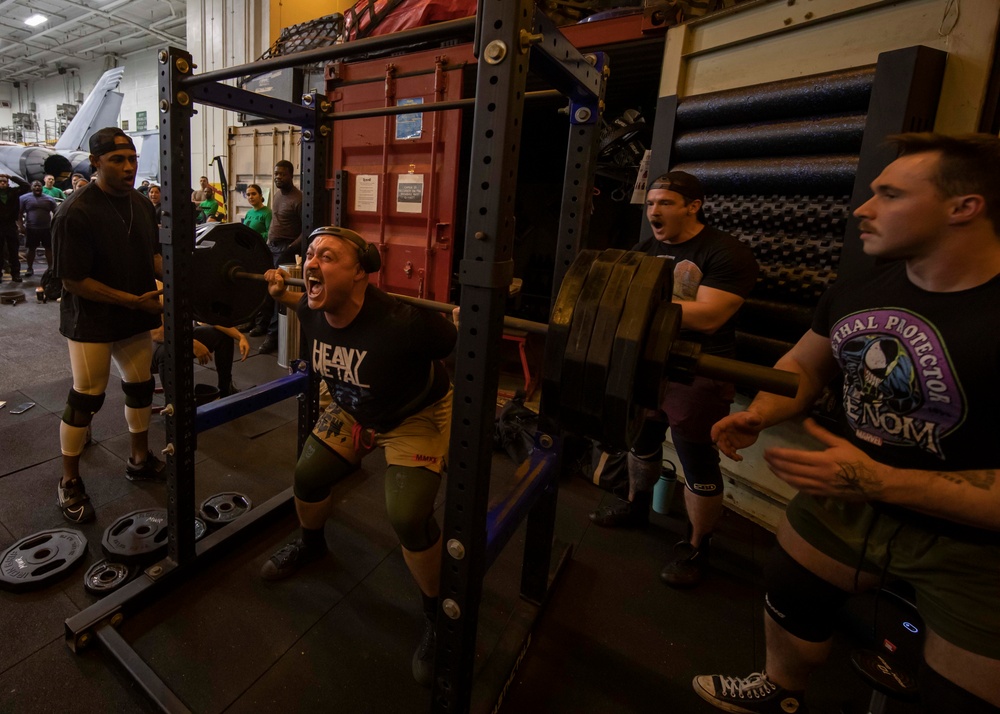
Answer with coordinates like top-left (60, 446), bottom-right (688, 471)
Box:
top-left (652, 459), bottom-right (678, 515)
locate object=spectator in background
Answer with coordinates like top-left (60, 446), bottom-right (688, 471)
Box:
top-left (242, 184), bottom-right (271, 239)
top-left (196, 186), bottom-right (220, 224)
top-left (0, 173), bottom-right (30, 283)
top-left (19, 180), bottom-right (58, 277)
top-left (258, 160), bottom-right (302, 355)
top-left (147, 184), bottom-right (162, 226)
top-left (43, 174), bottom-right (66, 200)
top-left (191, 175), bottom-right (210, 204)
top-left (64, 173), bottom-right (87, 197)
top-left (138, 180), bottom-right (151, 197)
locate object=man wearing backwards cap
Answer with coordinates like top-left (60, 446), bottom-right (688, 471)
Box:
top-left (51, 127), bottom-right (165, 524)
top-left (589, 171), bottom-right (759, 588)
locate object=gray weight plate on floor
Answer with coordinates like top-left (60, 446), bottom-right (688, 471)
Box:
top-left (540, 250), bottom-right (599, 424)
top-left (199, 492), bottom-right (253, 527)
top-left (581, 251), bottom-right (643, 427)
top-left (634, 301), bottom-right (682, 411)
top-left (0, 529), bottom-right (88, 592)
top-left (83, 559), bottom-right (135, 597)
top-left (101, 509), bottom-right (169, 565)
top-left (560, 250), bottom-right (624, 435)
top-left (603, 256), bottom-right (671, 449)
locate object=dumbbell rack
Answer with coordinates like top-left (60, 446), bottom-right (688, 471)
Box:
top-left (63, 5), bottom-right (609, 714)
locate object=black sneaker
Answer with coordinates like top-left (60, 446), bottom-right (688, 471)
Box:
top-left (260, 539), bottom-right (326, 581)
top-left (412, 615), bottom-right (436, 687)
top-left (10, 276), bottom-right (22, 283)
top-left (58, 478), bottom-right (95, 523)
top-left (125, 450), bottom-right (166, 481)
top-left (589, 491), bottom-right (651, 528)
top-left (258, 335), bottom-right (278, 354)
top-left (660, 538), bottom-right (709, 588)
top-left (692, 671), bottom-right (806, 713)
top-left (248, 326), bottom-right (267, 337)
top-left (24, 268), bottom-right (34, 277)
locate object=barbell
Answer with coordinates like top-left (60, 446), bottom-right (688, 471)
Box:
top-left (189, 222), bottom-right (798, 448)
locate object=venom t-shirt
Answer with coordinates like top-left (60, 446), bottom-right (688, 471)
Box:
top-left (812, 260), bottom-right (1000, 473)
top-left (297, 285), bottom-right (457, 431)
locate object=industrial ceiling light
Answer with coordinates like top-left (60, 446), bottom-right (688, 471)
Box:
top-left (24, 14), bottom-right (48, 27)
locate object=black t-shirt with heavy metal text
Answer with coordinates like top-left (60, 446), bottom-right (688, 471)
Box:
top-left (297, 285), bottom-right (457, 431)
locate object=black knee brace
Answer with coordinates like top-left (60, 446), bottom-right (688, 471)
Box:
top-left (385, 465), bottom-right (441, 552)
top-left (763, 546), bottom-right (851, 643)
top-left (62, 389), bottom-right (106, 427)
top-left (674, 437), bottom-right (723, 497)
top-left (294, 436), bottom-right (357, 502)
top-left (121, 377), bottom-right (155, 408)
top-left (920, 662), bottom-right (1000, 713)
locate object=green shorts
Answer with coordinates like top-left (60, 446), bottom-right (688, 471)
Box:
top-left (311, 389), bottom-right (452, 474)
top-left (786, 494), bottom-right (1000, 659)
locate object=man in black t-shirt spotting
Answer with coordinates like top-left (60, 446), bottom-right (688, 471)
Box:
top-left (262, 226), bottom-right (457, 686)
top-left (51, 127), bottom-right (165, 524)
top-left (589, 172), bottom-right (759, 589)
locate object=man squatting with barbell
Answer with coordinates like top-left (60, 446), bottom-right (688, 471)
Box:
top-left (589, 171), bottom-right (759, 588)
top-left (52, 127), bottom-right (166, 524)
top-left (694, 133), bottom-right (1000, 713)
top-left (261, 226), bottom-right (458, 686)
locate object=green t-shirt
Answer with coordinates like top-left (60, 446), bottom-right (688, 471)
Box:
top-left (197, 198), bottom-right (220, 222)
top-left (242, 206), bottom-right (272, 238)
top-left (43, 186), bottom-right (65, 200)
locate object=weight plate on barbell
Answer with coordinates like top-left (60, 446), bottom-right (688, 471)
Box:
top-left (83, 559), bottom-right (135, 596)
top-left (560, 250), bottom-right (624, 435)
top-left (101, 509), bottom-right (170, 565)
top-left (581, 252), bottom-right (643, 428)
top-left (540, 250), bottom-right (599, 424)
top-left (0, 528), bottom-right (88, 593)
top-left (634, 301), bottom-right (682, 411)
top-left (191, 223), bottom-right (273, 327)
top-left (602, 256), bottom-right (672, 448)
top-left (199, 492), bottom-right (253, 527)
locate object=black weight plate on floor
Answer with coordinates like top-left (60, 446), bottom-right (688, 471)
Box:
top-left (101, 509), bottom-right (169, 565)
top-left (603, 257), bottom-right (671, 449)
top-left (540, 250), bottom-right (599, 424)
top-left (560, 249), bottom-right (624, 435)
top-left (83, 559), bottom-right (135, 596)
top-left (200, 492), bottom-right (253, 526)
top-left (192, 222), bottom-right (272, 327)
top-left (635, 301), bottom-right (682, 411)
top-left (0, 529), bottom-right (88, 592)
top-left (581, 251), bottom-right (643, 428)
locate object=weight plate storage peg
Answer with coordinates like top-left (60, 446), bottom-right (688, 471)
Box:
top-left (0, 529), bottom-right (88, 592)
top-left (200, 492), bottom-right (253, 527)
top-left (83, 559), bottom-right (135, 596)
top-left (101, 509), bottom-right (170, 565)
top-left (191, 223), bottom-right (273, 327)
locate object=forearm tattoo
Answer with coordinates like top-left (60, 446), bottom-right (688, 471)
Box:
top-left (935, 470), bottom-right (996, 491)
top-left (834, 461), bottom-right (883, 498)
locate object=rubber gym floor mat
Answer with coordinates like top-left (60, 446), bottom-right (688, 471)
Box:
top-left (0, 410), bottom-right (62, 478)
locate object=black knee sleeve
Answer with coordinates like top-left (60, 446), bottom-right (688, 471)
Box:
top-left (385, 465), bottom-right (441, 552)
top-left (674, 437), bottom-right (723, 497)
top-left (294, 436), bottom-right (357, 502)
top-left (121, 377), bottom-right (155, 408)
top-left (920, 662), bottom-right (1000, 713)
top-left (763, 546), bottom-right (851, 643)
top-left (62, 389), bottom-right (106, 427)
